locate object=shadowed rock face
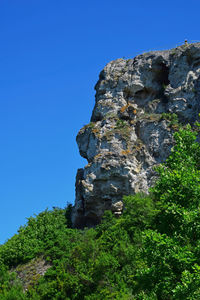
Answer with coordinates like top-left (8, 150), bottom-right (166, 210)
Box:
top-left (72, 43), bottom-right (200, 228)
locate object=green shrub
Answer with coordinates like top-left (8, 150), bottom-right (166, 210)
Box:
top-left (0, 124), bottom-right (200, 299)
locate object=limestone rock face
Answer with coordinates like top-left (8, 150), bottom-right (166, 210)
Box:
top-left (72, 43), bottom-right (200, 228)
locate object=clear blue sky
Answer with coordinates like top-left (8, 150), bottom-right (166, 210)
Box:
top-left (0, 0), bottom-right (199, 244)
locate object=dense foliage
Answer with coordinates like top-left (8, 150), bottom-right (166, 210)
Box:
top-left (0, 124), bottom-right (200, 299)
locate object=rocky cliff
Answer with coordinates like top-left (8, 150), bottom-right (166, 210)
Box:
top-left (72, 43), bottom-right (200, 228)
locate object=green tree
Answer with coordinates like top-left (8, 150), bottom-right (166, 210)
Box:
top-left (135, 125), bottom-right (200, 298)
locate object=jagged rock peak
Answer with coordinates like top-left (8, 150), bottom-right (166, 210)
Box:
top-left (72, 43), bottom-right (200, 228)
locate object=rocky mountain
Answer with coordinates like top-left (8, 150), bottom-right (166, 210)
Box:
top-left (72, 43), bottom-right (200, 228)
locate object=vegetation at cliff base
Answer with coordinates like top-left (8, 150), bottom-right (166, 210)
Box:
top-left (1, 124), bottom-right (200, 299)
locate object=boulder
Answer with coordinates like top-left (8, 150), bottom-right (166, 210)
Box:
top-left (72, 43), bottom-right (200, 227)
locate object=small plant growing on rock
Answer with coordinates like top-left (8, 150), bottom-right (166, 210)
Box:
top-left (86, 122), bottom-right (95, 129)
top-left (116, 119), bottom-right (127, 129)
top-left (161, 113), bottom-right (179, 129)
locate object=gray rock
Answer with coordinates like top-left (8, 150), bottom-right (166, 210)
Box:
top-left (72, 43), bottom-right (200, 228)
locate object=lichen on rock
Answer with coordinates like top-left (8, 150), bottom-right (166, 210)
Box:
top-left (72, 43), bottom-right (200, 228)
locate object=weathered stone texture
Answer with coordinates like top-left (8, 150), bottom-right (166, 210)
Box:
top-left (72, 43), bottom-right (200, 227)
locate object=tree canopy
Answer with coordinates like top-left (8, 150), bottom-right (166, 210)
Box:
top-left (0, 124), bottom-right (200, 299)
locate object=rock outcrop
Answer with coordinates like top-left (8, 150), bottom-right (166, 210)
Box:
top-left (72, 43), bottom-right (200, 228)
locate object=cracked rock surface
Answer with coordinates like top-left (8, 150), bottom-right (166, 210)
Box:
top-left (72, 43), bottom-right (200, 228)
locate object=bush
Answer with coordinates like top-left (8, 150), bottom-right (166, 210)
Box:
top-left (0, 124), bottom-right (200, 299)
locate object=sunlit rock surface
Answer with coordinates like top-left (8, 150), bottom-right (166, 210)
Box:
top-left (72, 43), bottom-right (200, 227)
